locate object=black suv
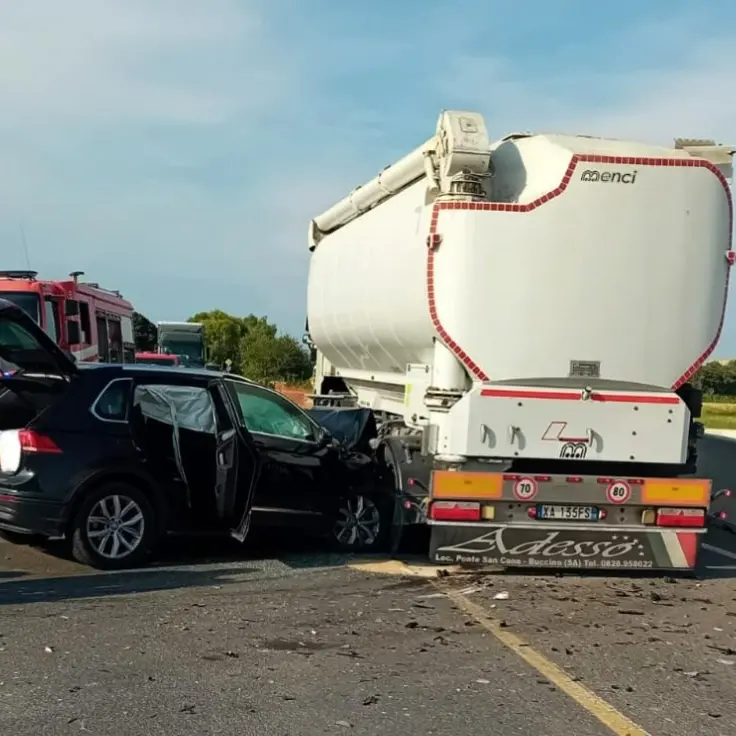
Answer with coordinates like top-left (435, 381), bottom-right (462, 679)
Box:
top-left (0, 300), bottom-right (391, 569)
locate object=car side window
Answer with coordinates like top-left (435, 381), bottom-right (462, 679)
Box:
top-left (92, 379), bottom-right (131, 422)
top-left (228, 381), bottom-right (315, 442)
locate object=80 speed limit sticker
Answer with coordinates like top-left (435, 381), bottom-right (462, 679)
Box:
top-left (606, 480), bottom-right (631, 504)
top-left (513, 477), bottom-right (538, 501)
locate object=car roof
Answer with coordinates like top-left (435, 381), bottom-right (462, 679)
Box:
top-left (78, 362), bottom-right (254, 384)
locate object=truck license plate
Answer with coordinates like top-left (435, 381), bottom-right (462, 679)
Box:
top-left (537, 504), bottom-right (599, 521)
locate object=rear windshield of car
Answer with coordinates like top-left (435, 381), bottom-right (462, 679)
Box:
top-left (0, 317), bottom-right (46, 374)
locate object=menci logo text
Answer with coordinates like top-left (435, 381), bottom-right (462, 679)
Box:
top-left (580, 169), bottom-right (637, 184)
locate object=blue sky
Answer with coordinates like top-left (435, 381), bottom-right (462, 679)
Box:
top-left (0, 0), bottom-right (734, 352)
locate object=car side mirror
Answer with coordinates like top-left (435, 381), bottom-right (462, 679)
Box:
top-left (315, 425), bottom-right (333, 449)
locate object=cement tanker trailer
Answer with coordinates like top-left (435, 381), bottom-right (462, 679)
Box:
top-left (306, 110), bottom-right (734, 572)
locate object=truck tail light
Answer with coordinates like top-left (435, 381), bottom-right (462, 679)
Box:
top-left (656, 507), bottom-right (706, 528)
top-left (429, 501), bottom-right (481, 522)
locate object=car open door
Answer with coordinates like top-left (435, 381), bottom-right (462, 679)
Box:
top-left (211, 382), bottom-right (259, 542)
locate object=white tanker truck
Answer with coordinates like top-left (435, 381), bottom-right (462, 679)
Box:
top-left (305, 110), bottom-right (734, 572)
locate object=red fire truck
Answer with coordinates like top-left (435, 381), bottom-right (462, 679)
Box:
top-left (0, 270), bottom-right (136, 363)
top-left (134, 351), bottom-right (179, 367)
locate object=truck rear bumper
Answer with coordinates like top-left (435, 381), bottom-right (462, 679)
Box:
top-left (428, 522), bottom-right (705, 571)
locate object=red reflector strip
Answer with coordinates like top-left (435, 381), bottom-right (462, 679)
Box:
top-left (591, 393), bottom-right (680, 405)
top-left (429, 501), bottom-right (481, 522)
top-left (656, 508), bottom-right (706, 528)
top-left (19, 430), bottom-right (61, 454)
top-left (480, 388), bottom-right (680, 405)
top-left (566, 476), bottom-right (583, 483)
top-left (534, 475), bottom-right (551, 482)
top-left (481, 389), bottom-right (580, 401)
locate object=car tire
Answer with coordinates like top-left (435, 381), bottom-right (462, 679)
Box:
top-left (71, 482), bottom-right (157, 570)
top-left (329, 493), bottom-right (390, 553)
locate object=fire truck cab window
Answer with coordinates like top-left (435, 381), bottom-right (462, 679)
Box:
top-left (108, 318), bottom-right (123, 363)
top-left (79, 302), bottom-right (92, 344)
top-left (96, 316), bottom-right (109, 362)
top-left (2, 292), bottom-right (40, 322)
top-left (43, 298), bottom-right (61, 343)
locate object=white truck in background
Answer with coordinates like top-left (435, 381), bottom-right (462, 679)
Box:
top-left (305, 110), bottom-right (734, 572)
top-left (156, 321), bottom-right (207, 369)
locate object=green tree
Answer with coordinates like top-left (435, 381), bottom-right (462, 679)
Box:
top-left (133, 311), bottom-right (157, 351)
top-left (696, 361), bottom-right (736, 397)
top-left (189, 310), bottom-right (249, 369)
top-left (189, 309), bottom-right (313, 384)
top-left (240, 332), bottom-right (313, 386)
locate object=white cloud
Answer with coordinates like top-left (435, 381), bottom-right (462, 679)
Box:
top-left (0, 1), bottom-right (732, 341)
top-left (438, 38), bottom-right (735, 146)
top-left (0, 0), bottom-right (271, 127)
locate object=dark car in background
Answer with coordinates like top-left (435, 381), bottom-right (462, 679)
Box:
top-left (0, 299), bottom-right (393, 569)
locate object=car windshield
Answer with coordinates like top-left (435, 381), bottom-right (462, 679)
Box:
top-left (160, 339), bottom-right (203, 365)
top-left (226, 380), bottom-right (316, 441)
top-left (0, 292), bottom-right (40, 323)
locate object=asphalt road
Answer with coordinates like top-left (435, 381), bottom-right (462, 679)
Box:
top-left (2, 562), bottom-right (628, 736)
top-left (2, 434), bottom-right (736, 736)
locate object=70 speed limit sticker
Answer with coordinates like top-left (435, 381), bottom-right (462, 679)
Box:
top-left (513, 477), bottom-right (538, 501)
top-left (606, 480), bottom-right (631, 504)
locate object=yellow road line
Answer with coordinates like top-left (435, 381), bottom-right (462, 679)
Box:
top-left (438, 584), bottom-right (650, 736)
top-left (348, 559), bottom-right (465, 577)
top-left (353, 560), bottom-right (650, 735)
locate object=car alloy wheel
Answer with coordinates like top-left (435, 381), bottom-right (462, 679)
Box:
top-left (86, 493), bottom-right (146, 560)
top-left (71, 482), bottom-right (157, 570)
top-left (332, 495), bottom-right (382, 550)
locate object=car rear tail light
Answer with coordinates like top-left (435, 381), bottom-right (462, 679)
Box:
top-left (656, 507), bottom-right (706, 528)
top-left (0, 429), bottom-right (61, 474)
top-left (19, 430), bottom-right (61, 454)
top-left (429, 501), bottom-right (481, 522)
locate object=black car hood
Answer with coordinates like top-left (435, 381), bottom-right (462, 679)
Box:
top-left (307, 407), bottom-right (378, 456)
top-left (0, 299), bottom-right (78, 378)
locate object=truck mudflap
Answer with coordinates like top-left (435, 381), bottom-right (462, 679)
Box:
top-left (427, 469), bottom-right (712, 571)
top-left (429, 523), bottom-right (704, 571)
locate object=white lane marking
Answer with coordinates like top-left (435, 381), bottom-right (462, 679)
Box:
top-left (702, 543), bottom-right (736, 561)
